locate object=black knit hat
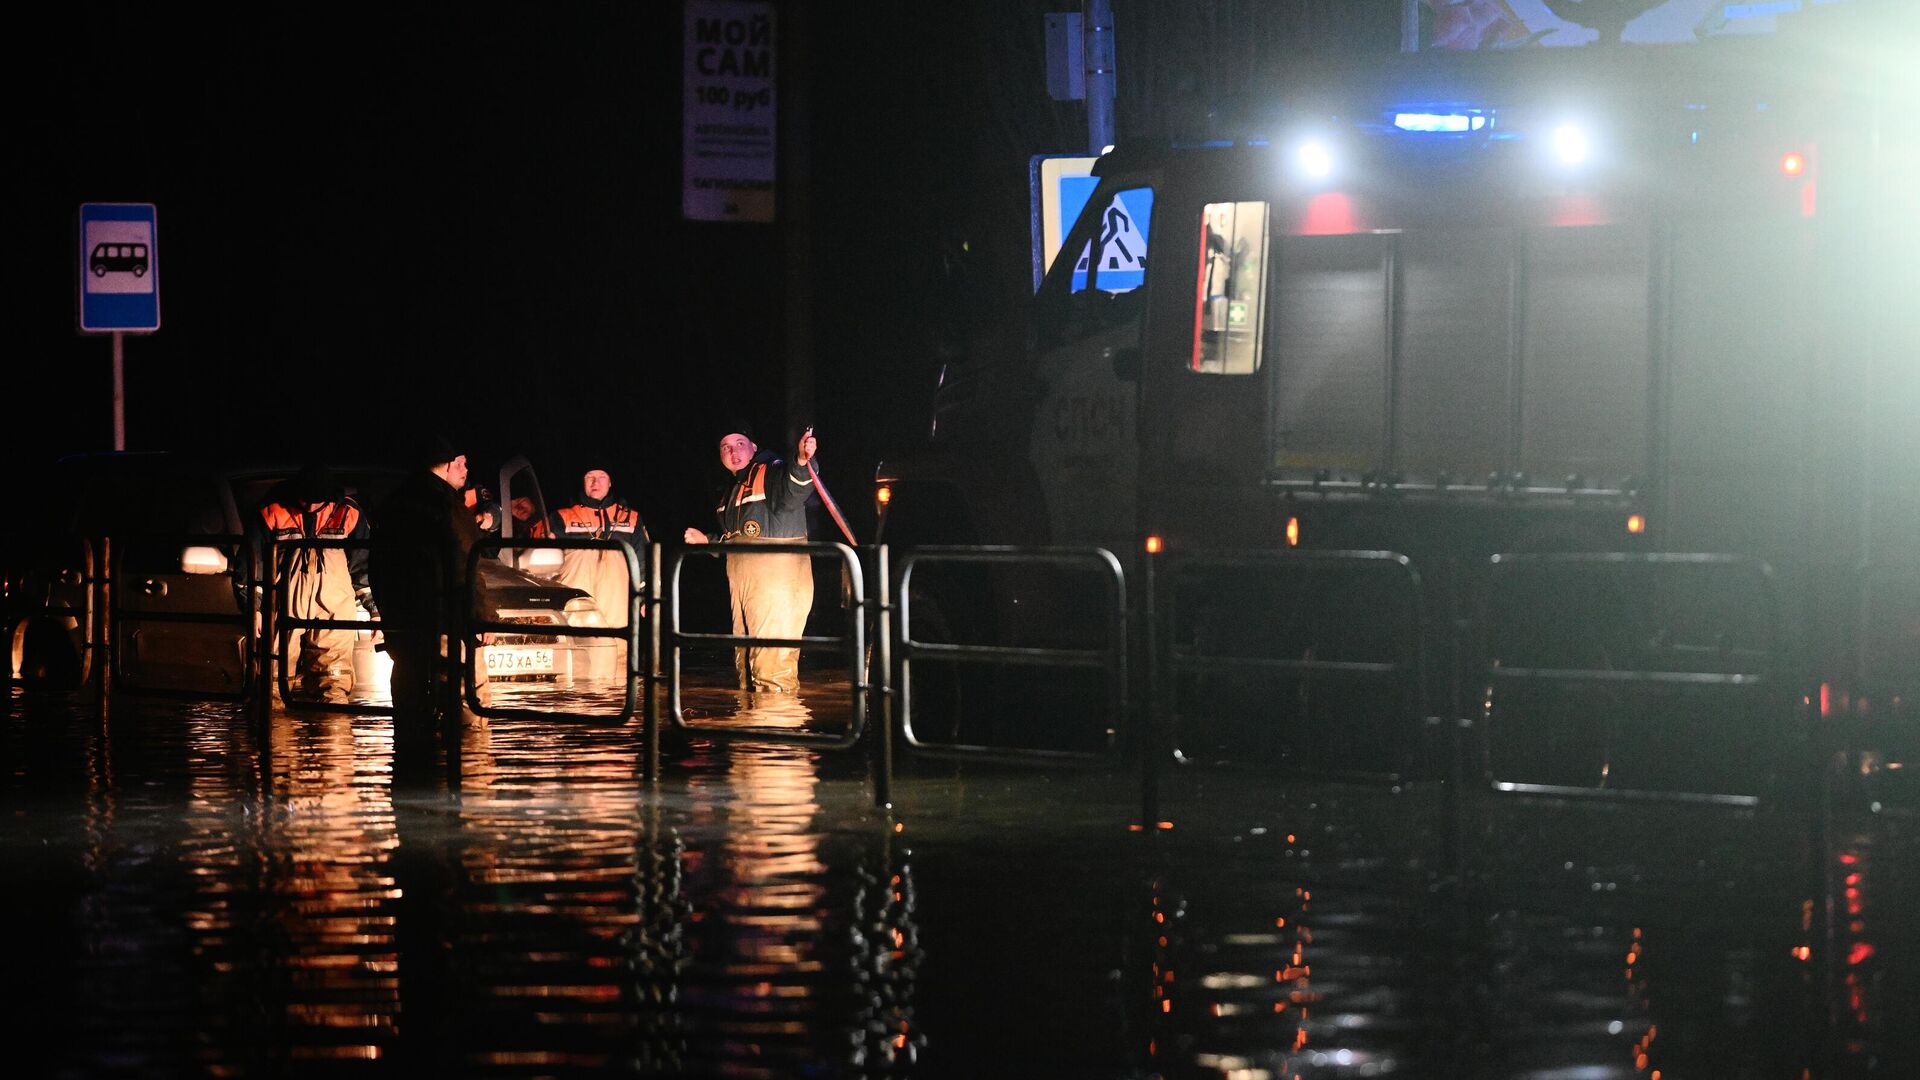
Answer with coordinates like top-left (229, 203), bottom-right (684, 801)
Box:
top-left (420, 434), bottom-right (461, 468)
top-left (715, 418), bottom-right (756, 446)
top-left (282, 463), bottom-right (344, 505)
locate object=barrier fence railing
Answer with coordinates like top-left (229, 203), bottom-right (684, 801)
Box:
top-left (462, 537), bottom-right (647, 724)
top-left (1147, 548), bottom-right (1431, 774)
top-left (7, 537), bottom-right (107, 693)
top-left (895, 545), bottom-right (1128, 765)
top-left (18, 531), bottom-right (1858, 811)
top-left (119, 533), bottom-right (257, 702)
top-left (1854, 561), bottom-right (1920, 707)
top-left (1479, 552), bottom-right (1785, 802)
top-left (665, 540), bottom-right (870, 750)
top-left (1482, 552), bottom-right (1781, 689)
top-left (259, 536), bottom-right (394, 716)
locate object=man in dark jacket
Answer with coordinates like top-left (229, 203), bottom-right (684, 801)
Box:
top-left (369, 437), bottom-right (485, 731)
top-left (683, 422), bottom-right (817, 693)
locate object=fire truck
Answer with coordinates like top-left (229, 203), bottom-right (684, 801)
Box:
top-left (874, 18), bottom-right (1916, 762)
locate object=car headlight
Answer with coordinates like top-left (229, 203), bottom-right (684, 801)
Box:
top-left (180, 546), bottom-right (229, 575)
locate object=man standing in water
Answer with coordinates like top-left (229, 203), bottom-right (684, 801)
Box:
top-left (370, 436), bottom-right (486, 751)
top-left (683, 423), bottom-right (817, 693)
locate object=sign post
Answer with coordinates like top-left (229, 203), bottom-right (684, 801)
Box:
top-left (78, 202), bottom-right (160, 451)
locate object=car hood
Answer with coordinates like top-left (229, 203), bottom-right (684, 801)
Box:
top-left (478, 559), bottom-right (589, 613)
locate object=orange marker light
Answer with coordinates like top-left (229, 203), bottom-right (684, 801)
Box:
top-left (1286, 516), bottom-right (1301, 547)
top-left (1145, 534), bottom-right (1164, 555)
top-left (1626, 513), bottom-right (1646, 535)
top-left (875, 484), bottom-right (892, 506)
top-left (1781, 151), bottom-right (1806, 177)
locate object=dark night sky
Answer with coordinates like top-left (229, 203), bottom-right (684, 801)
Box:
top-left (14, 1), bottom-right (1400, 533)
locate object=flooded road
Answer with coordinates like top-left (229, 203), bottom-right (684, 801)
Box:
top-left (4, 684), bottom-right (1914, 1078)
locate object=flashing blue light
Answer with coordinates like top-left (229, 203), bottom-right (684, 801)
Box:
top-left (1394, 112), bottom-right (1488, 133)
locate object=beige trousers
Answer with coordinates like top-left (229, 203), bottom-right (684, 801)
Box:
top-left (280, 548), bottom-right (358, 702)
top-left (726, 538), bottom-right (814, 693)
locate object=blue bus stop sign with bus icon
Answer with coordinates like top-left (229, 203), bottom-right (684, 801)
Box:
top-left (79, 202), bottom-right (160, 333)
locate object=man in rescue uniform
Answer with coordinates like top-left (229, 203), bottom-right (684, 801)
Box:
top-left (509, 496), bottom-right (549, 539)
top-left (683, 424), bottom-right (817, 694)
top-left (257, 464), bottom-right (374, 704)
top-left (547, 466), bottom-right (646, 635)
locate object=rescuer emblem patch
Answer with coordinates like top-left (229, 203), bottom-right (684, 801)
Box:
top-left (741, 520), bottom-right (762, 539)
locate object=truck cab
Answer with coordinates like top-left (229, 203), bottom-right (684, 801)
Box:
top-left (878, 32), bottom-right (1914, 682)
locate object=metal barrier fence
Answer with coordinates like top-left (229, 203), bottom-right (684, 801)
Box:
top-left (7, 537), bottom-right (110, 693)
top-left (665, 540), bottom-right (870, 749)
top-left (895, 545), bottom-right (1128, 764)
top-left (462, 537), bottom-right (647, 724)
top-left (1147, 549), bottom-right (1431, 779)
top-left (259, 536), bottom-right (393, 716)
top-left (117, 533), bottom-right (258, 702)
top-left (13, 529), bottom-right (1848, 811)
top-left (1855, 562), bottom-right (1920, 705)
top-left (1478, 552), bottom-right (1784, 802)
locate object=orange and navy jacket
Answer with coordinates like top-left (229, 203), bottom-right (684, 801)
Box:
top-left (258, 497), bottom-right (371, 591)
top-left (713, 453), bottom-right (812, 540)
top-left (548, 497), bottom-right (645, 543)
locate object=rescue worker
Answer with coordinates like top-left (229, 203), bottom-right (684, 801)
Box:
top-left (509, 496), bottom-right (549, 539)
top-left (369, 437), bottom-right (487, 744)
top-left (683, 423), bottom-right (817, 694)
top-left (257, 464), bottom-right (373, 704)
top-left (547, 466), bottom-right (646, 633)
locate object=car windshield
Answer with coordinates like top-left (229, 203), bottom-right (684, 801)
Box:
top-left (59, 456), bottom-right (230, 537)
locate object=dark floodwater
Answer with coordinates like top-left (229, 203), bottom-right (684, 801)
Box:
top-left (4, 684), bottom-right (1914, 1079)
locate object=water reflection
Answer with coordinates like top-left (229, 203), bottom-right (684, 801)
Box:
top-left (254, 710), bottom-right (402, 1063)
top-left (1136, 796), bottom-right (1450, 1078)
top-left (3, 687), bottom-right (1915, 1077)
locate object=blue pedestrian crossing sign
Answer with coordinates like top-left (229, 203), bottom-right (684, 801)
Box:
top-left (78, 203), bottom-right (160, 333)
top-left (1059, 178), bottom-right (1151, 294)
top-left (1030, 155), bottom-right (1153, 295)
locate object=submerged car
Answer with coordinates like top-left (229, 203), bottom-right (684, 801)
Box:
top-left (3, 453), bottom-right (615, 697)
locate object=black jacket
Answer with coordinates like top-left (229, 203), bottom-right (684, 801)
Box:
top-left (712, 452), bottom-right (812, 540)
top-left (368, 469), bottom-right (484, 628)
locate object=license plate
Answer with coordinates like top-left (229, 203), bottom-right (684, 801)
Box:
top-left (485, 646), bottom-right (554, 675)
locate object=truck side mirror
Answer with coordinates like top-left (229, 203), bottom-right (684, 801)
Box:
top-left (1108, 346), bottom-right (1141, 380)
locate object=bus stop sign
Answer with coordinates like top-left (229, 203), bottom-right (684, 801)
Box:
top-left (78, 202), bottom-right (160, 333)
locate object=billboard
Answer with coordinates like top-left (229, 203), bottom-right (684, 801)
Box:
top-left (1421, 0), bottom-right (1858, 50)
top-left (683, 0), bottom-right (776, 222)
